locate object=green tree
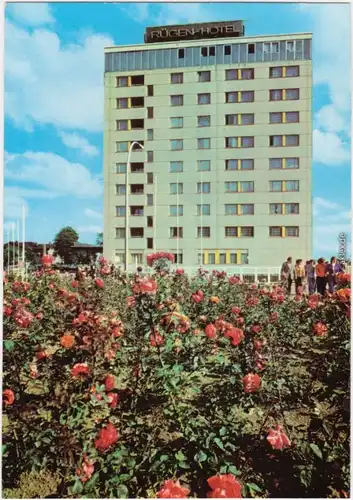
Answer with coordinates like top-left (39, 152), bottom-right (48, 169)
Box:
top-left (96, 232), bottom-right (103, 246)
top-left (54, 227), bottom-right (79, 264)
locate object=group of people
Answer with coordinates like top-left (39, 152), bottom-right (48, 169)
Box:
top-left (281, 256), bottom-right (346, 296)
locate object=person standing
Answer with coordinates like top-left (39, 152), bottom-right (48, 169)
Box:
top-left (280, 256), bottom-right (293, 294)
top-left (293, 259), bottom-right (305, 294)
top-left (326, 256), bottom-right (343, 293)
top-left (315, 258), bottom-right (327, 296)
top-left (306, 259), bottom-right (316, 294)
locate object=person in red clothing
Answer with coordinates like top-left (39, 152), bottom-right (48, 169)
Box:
top-left (315, 257), bottom-right (327, 296)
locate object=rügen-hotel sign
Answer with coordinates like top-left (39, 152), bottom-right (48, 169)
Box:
top-left (145, 21), bottom-right (245, 44)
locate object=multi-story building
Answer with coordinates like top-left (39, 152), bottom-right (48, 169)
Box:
top-left (103, 21), bottom-right (313, 270)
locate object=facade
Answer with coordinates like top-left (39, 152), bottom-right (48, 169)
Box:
top-left (103, 22), bottom-right (313, 269)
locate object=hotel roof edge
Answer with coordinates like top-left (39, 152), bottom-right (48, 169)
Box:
top-left (105, 32), bottom-right (313, 52)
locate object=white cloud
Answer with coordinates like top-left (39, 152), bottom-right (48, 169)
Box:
top-left (84, 208), bottom-right (103, 220)
top-left (5, 151), bottom-right (103, 198)
top-left (59, 132), bottom-right (99, 157)
top-left (6, 3), bottom-right (54, 27)
top-left (120, 3), bottom-right (216, 26)
top-left (4, 191), bottom-right (29, 221)
top-left (78, 225), bottom-right (103, 234)
top-left (314, 105), bottom-right (348, 135)
top-left (5, 19), bottom-right (114, 132)
top-left (313, 196), bottom-right (341, 212)
top-left (313, 129), bottom-right (350, 166)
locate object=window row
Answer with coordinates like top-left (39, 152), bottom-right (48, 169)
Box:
top-left (199, 250), bottom-right (249, 265)
top-left (115, 65), bottom-right (300, 88)
top-left (115, 158), bottom-right (300, 173)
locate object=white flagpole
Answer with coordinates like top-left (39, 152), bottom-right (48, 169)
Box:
top-left (200, 169), bottom-right (203, 267)
top-left (153, 175), bottom-right (157, 252)
top-left (177, 172), bottom-right (179, 264)
top-left (17, 220), bottom-right (20, 265)
top-left (7, 230), bottom-right (10, 273)
top-left (11, 222), bottom-right (15, 269)
top-left (22, 205), bottom-right (26, 278)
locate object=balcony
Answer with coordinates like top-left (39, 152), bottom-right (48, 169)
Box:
top-left (130, 184), bottom-right (144, 195)
top-left (131, 162), bottom-right (144, 173)
top-left (130, 228), bottom-right (144, 238)
top-left (131, 97), bottom-right (144, 108)
top-left (130, 206), bottom-right (144, 217)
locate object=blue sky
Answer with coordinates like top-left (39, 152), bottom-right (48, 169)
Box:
top-left (4, 2), bottom-right (351, 258)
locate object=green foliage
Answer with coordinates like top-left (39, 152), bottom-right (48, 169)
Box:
top-left (96, 232), bottom-right (103, 246)
top-left (3, 469), bottom-right (61, 498)
top-left (54, 226), bottom-right (79, 264)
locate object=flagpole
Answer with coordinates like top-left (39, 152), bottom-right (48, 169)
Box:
top-left (200, 169), bottom-right (203, 267)
top-left (154, 175), bottom-right (157, 252)
top-left (17, 220), bottom-right (20, 266)
top-left (177, 172), bottom-right (179, 264)
top-left (11, 222), bottom-right (15, 269)
top-left (7, 230), bottom-right (10, 273)
top-left (22, 204), bottom-right (26, 279)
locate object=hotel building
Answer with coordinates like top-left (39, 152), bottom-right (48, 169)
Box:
top-left (103, 21), bottom-right (313, 269)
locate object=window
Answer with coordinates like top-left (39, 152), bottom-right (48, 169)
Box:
top-left (269, 67), bottom-right (282, 78)
top-left (225, 137), bottom-right (237, 148)
top-left (226, 115), bottom-right (237, 126)
top-left (286, 66), bottom-right (299, 77)
top-left (147, 85), bottom-right (154, 96)
top-left (147, 107), bottom-right (153, 118)
top-left (286, 135), bottom-right (299, 146)
top-left (285, 203), bottom-right (299, 214)
top-left (131, 184), bottom-right (144, 194)
top-left (117, 120), bottom-right (128, 131)
top-left (285, 88), bottom-right (299, 100)
top-left (225, 204), bottom-right (237, 215)
top-left (170, 161), bottom-right (183, 173)
top-left (131, 162), bottom-right (144, 173)
top-left (147, 173), bottom-right (153, 184)
top-left (240, 227), bottom-right (254, 237)
top-left (170, 183), bottom-right (183, 194)
top-left (170, 139), bottom-right (183, 151)
top-left (131, 228), bottom-right (144, 238)
top-left (208, 253), bottom-right (216, 264)
top-left (286, 41), bottom-right (295, 53)
top-left (240, 204), bottom-right (254, 215)
top-left (225, 159), bottom-right (237, 171)
top-left (131, 75), bottom-right (144, 86)
top-left (269, 181), bottom-right (282, 192)
top-left (240, 91), bottom-right (254, 103)
top-left (285, 226), bottom-right (299, 237)
top-left (284, 180), bottom-right (299, 191)
top-left (170, 117), bottom-right (183, 128)
top-left (240, 251), bottom-right (249, 264)
top-left (178, 48), bottom-right (185, 59)
top-left (116, 206), bottom-right (126, 217)
top-left (130, 119), bottom-right (144, 130)
top-left (147, 194), bottom-right (154, 206)
top-left (220, 253), bottom-right (226, 265)
top-left (198, 71), bottom-right (211, 82)
top-left (197, 182), bottom-right (210, 194)
top-left (131, 97), bottom-right (144, 108)
top-left (116, 228), bottom-right (126, 238)
top-left (116, 141), bottom-right (129, 153)
top-left (269, 89), bottom-right (282, 101)
top-left (272, 43), bottom-right (279, 54)
top-left (198, 93), bottom-right (211, 105)
top-left (198, 115), bottom-right (211, 127)
top-left (248, 44), bottom-right (255, 54)
top-left (201, 47), bottom-right (215, 57)
top-left (117, 76), bottom-right (128, 87)
top-left (239, 181), bottom-right (254, 193)
top-left (269, 226), bottom-right (282, 237)
top-left (116, 163), bottom-right (127, 173)
top-left (263, 42), bottom-right (271, 55)
top-left (132, 141), bottom-right (144, 151)
top-left (209, 47), bottom-right (215, 56)
top-left (270, 110), bottom-right (299, 124)
top-left (131, 206), bottom-right (144, 216)
top-left (224, 45), bottom-right (231, 56)
top-left (270, 135), bottom-right (283, 147)
top-left (197, 204), bottom-right (211, 216)
top-left (241, 69), bottom-right (254, 79)
top-left (286, 158), bottom-right (299, 169)
top-left (117, 98), bottom-right (128, 109)
top-left (131, 253), bottom-right (143, 265)
top-left (241, 137), bottom-right (254, 148)
top-left (197, 227), bottom-right (210, 237)
top-left (147, 216), bottom-right (153, 227)
top-left (198, 138), bottom-right (210, 150)
top-left (225, 226), bottom-right (237, 237)
top-left (170, 227), bottom-right (183, 238)
top-left (286, 111), bottom-right (299, 123)
top-left (269, 112), bottom-right (282, 124)
top-left (173, 253), bottom-right (183, 264)
top-left (270, 157), bottom-right (300, 170)
top-left (225, 69), bottom-right (238, 80)
top-left (115, 252), bottom-right (125, 264)
top-left (147, 129), bottom-right (154, 140)
top-left (197, 160), bottom-right (211, 171)
top-left (171, 73), bottom-right (183, 84)
top-left (225, 182), bottom-right (237, 193)
top-left (147, 151), bottom-right (154, 162)
top-left (225, 91), bottom-right (237, 103)
top-left (147, 238), bottom-right (153, 249)
top-left (116, 184), bottom-right (126, 195)
top-left (269, 203), bottom-right (282, 214)
top-left (170, 205), bottom-right (183, 216)
top-left (269, 158), bottom-right (282, 170)
top-left (171, 95), bottom-right (183, 106)
top-left (240, 113), bottom-right (255, 125)
top-left (240, 159), bottom-right (254, 170)
top-left (201, 47), bottom-right (208, 57)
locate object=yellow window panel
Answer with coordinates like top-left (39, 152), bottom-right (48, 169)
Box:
top-left (237, 181), bottom-right (241, 193)
top-left (215, 250), bottom-right (220, 264)
top-left (237, 137), bottom-right (241, 148)
top-left (281, 158), bottom-right (285, 169)
top-left (236, 250), bottom-right (242, 264)
top-left (128, 120), bottom-right (132, 131)
top-left (236, 227), bottom-right (241, 238)
top-left (282, 89), bottom-right (285, 100)
top-left (128, 98), bottom-right (132, 108)
top-left (282, 112), bottom-right (286, 123)
top-left (282, 181), bottom-right (286, 192)
top-left (237, 69), bottom-right (241, 80)
top-left (283, 135), bottom-right (286, 146)
top-left (225, 251), bottom-right (230, 264)
top-left (237, 159), bottom-right (241, 170)
top-left (282, 66), bottom-right (285, 78)
top-left (281, 227), bottom-right (285, 238)
top-left (237, 204), bottom-right (241, 215)
top-left (237, 91), bottom-right (241, 103)
top-left (237, 114), bottom-right (240, 125)
top-left (204, 251), bottom-right (209, 265)
top-left (128, 76), bottom-right (132, 87)
top-left (281, 203), bottom-right (285, 215)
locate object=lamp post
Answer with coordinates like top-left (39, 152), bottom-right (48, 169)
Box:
top-left (126, 141), bottom-right (144, 272)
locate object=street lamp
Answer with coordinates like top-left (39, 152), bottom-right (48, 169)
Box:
top-left (126, 141), bottom-right (144, 272)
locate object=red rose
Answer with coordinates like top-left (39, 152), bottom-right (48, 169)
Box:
top-left (224, 327), bottom-right (244, 346)
top-left (71, 363), bottom-right (90, 378)
top-left (41, 254), bottom-right (54, 267)
top-left (72, 280), bottom-right (79, 288)
top-left (313, 322), bottom-right (328, 336)
top-left (104, 374), bottom-right (115, 391)
top-left (76, 455), bottom-right (95, 483)
top-left (205, 323), bottom-right (217, 339)
top-left (243, 373), bottom-right (261, 393)
top-left (267, 425), bottom-right (291, 450)
top-left (150, 331), bottom-right (165, 347)
top-left (157, 479), bottom-right (190, 498)
top-left (3, 389), bottom-right (15, 405)
top-left (251, 324), bottom-right (262, 334)
top-left (231, 306), bottom-right (241, 315)
top-left (229, 276), bottom-right (241, 285)
top-left (236, 317), bottom-right (244, 326)
top-left (4, 307), bottom-right (12, 317)
top-left (133, 278), bottom-right (158, 294)
top-left (14, 308), bottom-right (34, 328)
top-left (207, 474), bottom-right (242, 498)
top-left (95, 422), bottom-right (118, 452)
top-left (36, 312), bottom-right (43, 320)
top-left (107, 392), bottom-right (120, 409)
top-left (192, 294), bottom-right (202, 303)
top-left (269, 312), bottom-right (278, 323)
top-left (175, 269), bottom-right (185, 275)
top-left (95, 278), bottom-right (104, 289)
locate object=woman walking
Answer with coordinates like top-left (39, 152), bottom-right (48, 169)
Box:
top-left (306, 259), bottom-right (316, 294)
top-left (293, 259), bottom-right (305, 294)
top-left (315, 258), bottom-right (327, 296)
top-left (326, 256), bottom-right (343, 294)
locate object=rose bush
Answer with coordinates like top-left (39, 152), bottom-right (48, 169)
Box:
top-left (2, 266), bottom-right (350, 498)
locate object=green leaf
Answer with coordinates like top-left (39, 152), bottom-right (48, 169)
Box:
top-left (310, 443), bottom-right (323, 459)
top-left (175, 451), bottom-right (187, 462)
top-left (228, 466), bottom-right (241, 476)
top-left (247, 483), bottom-right (262, 493)
top-left (219, 427), bottom-right (227, 437)
top-left (71, 480), bottom-right (84, 495)
top-left (84, 472), bottom-right (100, 491)
top-left (159, 455), bottom-right (169, 462)
top-left (2, 445), bottom-right (7, 455)
top-left (4, 340), bottom-right (15, 351)
top-left (194, 451), bottom-right (208, 463)
top-left (116, 484), bottom-right (129, 498)
top-left (214, 438), bottom-right (225, 450)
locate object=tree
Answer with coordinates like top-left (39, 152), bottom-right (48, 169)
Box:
top-left (54, 227), bottom-right (79, 264)
top-left (96, 232), bottom-right (103, 246)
